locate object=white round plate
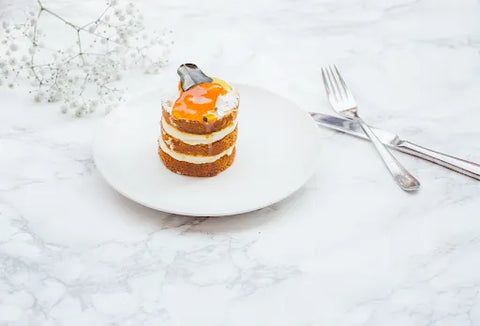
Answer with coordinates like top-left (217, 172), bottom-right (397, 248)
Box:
top-left (93, 84), bottom-right (319, 216)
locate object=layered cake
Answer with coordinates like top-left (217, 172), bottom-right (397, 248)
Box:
top-left (158, 64), bottom-right (239, 177)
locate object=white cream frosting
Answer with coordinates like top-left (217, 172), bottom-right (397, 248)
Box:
top-left (161, 117), bottom-right (237, 145)
top-left (158, 137), bottom-right (235, 164)
top-left (216, 90), bottom-right (239, 117)
top-left (161, 89), bottom-right (180, 113)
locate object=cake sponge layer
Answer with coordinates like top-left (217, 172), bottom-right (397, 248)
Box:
top-left (158, 146), bottom-right (236, 177)
top-left (161, 116), bottom-right (238, 145)
top-left (161, 125), bottom-right (238, 156)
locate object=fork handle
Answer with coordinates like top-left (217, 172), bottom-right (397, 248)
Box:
top-left (356, 117), bottom-right (421, 192)
top-left (396, 141), bottom-right (480, 181)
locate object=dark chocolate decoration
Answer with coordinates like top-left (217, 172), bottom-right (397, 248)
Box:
top-left (177, 63), bottom-right (213, 91)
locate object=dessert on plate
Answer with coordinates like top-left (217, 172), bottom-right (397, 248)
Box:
top-left (158, 63), bottom-right (239, 177)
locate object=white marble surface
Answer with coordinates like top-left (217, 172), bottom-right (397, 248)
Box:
top-left (1, 0), bottom-right (480, 325)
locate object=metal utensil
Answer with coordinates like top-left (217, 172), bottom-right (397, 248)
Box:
top-left (321, 65), bottom-right (420, 191)
top-left (310, 112), bottom-right (480, 181)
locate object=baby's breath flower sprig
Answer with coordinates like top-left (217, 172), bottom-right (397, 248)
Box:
top-left (0, 0), bottom-right (172, 116)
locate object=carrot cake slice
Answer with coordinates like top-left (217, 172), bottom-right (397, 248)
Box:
top-left (158, 63), bottom-right (239, 177)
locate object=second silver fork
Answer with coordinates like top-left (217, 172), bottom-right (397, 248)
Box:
top-left (321, 65), bottom-right (420, 192)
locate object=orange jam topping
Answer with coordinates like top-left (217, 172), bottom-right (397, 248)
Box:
top-left (172, 80), bottom-right (230, 122)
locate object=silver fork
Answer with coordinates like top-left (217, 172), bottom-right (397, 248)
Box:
top-left (321, 65), bottom-right (420, 192)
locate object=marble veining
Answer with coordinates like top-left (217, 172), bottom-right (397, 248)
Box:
top-left (1, 0), bottom-right (480, 325)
